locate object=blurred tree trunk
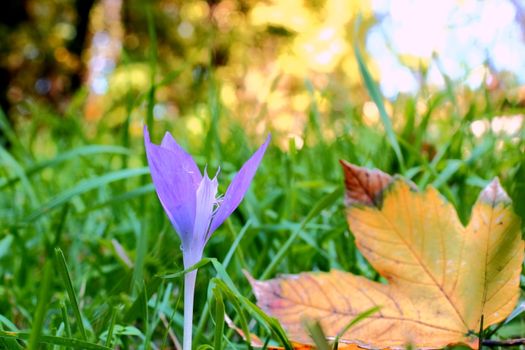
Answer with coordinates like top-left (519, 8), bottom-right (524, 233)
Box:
top-left (68, 0), bottom-right (96, 92)
top-left (0, 0), bottom-right (96, 147)
top-left (0, 0), bottom-right (28, 147)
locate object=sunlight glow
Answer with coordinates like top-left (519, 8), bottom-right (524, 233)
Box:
top-left (470, 115), bottom-right (524, 138)
top-left (369, 0), bottom-right (525, 97)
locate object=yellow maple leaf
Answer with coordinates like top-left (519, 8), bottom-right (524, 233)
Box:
top-left (250, 161), bottom-right (523, 349)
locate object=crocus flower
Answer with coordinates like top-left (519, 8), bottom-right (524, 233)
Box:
top-left (144, 126), bottom-right (269, 350)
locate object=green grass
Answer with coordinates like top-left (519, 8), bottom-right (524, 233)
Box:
top-left (0, 51), bottom-right (524, 349)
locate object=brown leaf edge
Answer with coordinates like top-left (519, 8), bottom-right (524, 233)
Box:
top-left (339, 160), bottom-right (422, 209)
top-left (339, 160), bottom-right (393, 207)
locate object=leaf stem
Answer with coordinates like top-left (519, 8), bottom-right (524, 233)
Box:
top-left (478, 314), bottom-right (484, 349)
top-left (483, 338), bottom-right (525, 347)
top-left (183, 269), bottom-right (198, 350)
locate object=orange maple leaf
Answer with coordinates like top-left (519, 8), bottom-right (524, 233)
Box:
top-left (250, 161), bottom-right (523, 349)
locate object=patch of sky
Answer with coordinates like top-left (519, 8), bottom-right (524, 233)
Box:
top-left (368, 0), bottom-right (525, 97)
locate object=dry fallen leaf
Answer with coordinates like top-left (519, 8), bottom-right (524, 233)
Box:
top-left (250, 161), bottom-right (524, 349)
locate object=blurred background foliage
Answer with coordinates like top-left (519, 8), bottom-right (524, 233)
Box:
top-left (1, 0), bottom-right (379, 150)
top-left (2, 0), bottom-right (525, 140)
top-left (2, 0), bottom-right (525, 149)
top-left (1, 0), bottom-right (525, 348)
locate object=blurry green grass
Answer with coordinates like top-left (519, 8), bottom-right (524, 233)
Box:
top-left (0, 52), bottom-right (524, 349)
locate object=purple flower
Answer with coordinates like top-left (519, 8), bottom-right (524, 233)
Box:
top-left (144, 126), bottom-right (269, 350)
top-left (144, 126), bottom-right (270, 268)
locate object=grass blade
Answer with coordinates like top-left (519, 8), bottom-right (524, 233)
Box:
top-left (260, 187), bottom-right (343, 279)
top-left (222, 219), bottom-right (252, 268)
top-left (27, 261), bottom-right (54, 350)
top-left (213, 278), bottom-right (293, 350)
top-left (79, 183), bottom-right (154, 214)
top-left (332, 307), bottom-right (380, 350)
top-left (212, 286), bottom-right (225, 350)
top-left (55, 248), bottom-right (87, 340)
top-left (0, 145), bottom-right (130, 190)
top-left (60, 301), bottom-right (72, 350)
top-left (105, 306), bottom-right (119, 347)
top-left (0, 147), bottom-right (39, 206)
top-left (354, 44), bottom-right (405, 171)
top-left (304, 321), bottom-right (330, 350)
top-left (0, 331), bottom-right (111, 350)
top-left (25, 167), bottom-right (149, 222)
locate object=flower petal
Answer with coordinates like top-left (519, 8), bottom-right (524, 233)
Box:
top-left (160, 132), bottom-right (202, 188)
top-left (192, 171), bottom-right (219, 249)
top-left (144, 126), bottom-right (196, 245)
top-left (209, 134), bottom-right (270, 234)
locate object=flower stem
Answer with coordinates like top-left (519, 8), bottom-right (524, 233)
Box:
top-left (183, 268), bottom-right (198, 350)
